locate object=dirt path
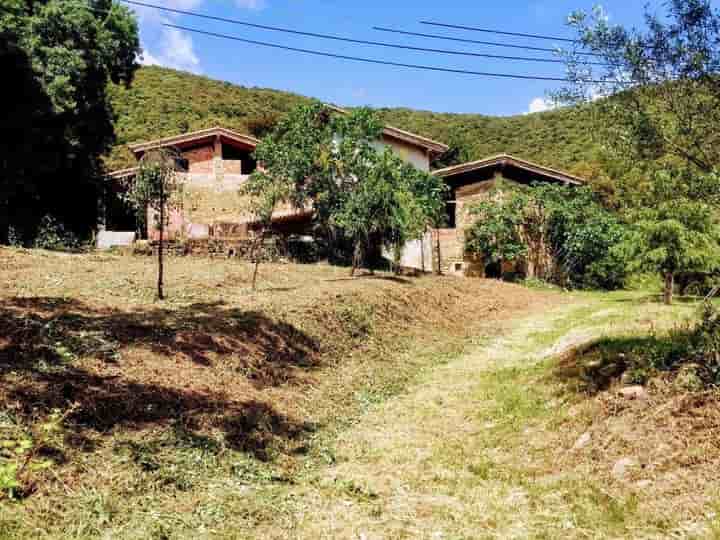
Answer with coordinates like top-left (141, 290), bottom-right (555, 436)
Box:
top-left (244, 292), bottom-right (705, 540)
top-left (248, 297), bottom-right (596, 539)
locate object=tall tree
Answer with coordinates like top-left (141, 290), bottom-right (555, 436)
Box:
top-left (0, 0), bottom-right (140, 243)
top-left (126, 148), bottom-right (182, 300)
top-left (242, 101), bottom-right (446, 279)
top-left (560, 0), bottom-right (720, 302)
top-left (239, 169), bottom-right (294, 291)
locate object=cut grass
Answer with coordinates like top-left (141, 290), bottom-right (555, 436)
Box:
top-left (0, 247), bottom-right (556, 538)
top-left (225, 291), bottom-right (715, 540)
top-left (3, 247), bottom-right (717, 538)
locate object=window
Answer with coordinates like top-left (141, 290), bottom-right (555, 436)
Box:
top-left (445, 201), bottom-right (457, 228)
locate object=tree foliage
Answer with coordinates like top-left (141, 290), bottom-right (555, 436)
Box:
top-left (563, 1), bottom-right (720, 178)
top-left (0, 0), bottom-right (140, 244)
top-left (623, 184), bottom-right (720, 304)
top-left (465, 191), bottom-right (529, 268)
top-left (465, 184), bottom-right (629, 289)
top-left (561, 0), bottom-right (720, 302)
top-left (242, 102), bottom-right (446, 275)
top-left (125, 148), bottom-right (182, 300)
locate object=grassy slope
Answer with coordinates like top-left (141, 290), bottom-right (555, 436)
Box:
top-left (0, 248), bottom-right (554, 538)
top-left (213, 291), bottom-right (720, 539)
top-left (106, 66), bottom-right (602, 173)
top-left (2, 249), bottom-right (718, 538)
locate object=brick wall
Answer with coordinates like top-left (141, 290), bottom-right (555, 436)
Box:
top-left (434, 176), bottom-right (503, 276)
top-left (224, 160), bottom-right (243, 175)
top-left (147, 205), bottom-right (185, 242)
top-left (183, 144), bottom-right (214, 174)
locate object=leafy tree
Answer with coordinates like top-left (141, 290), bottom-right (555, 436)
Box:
top-left (333, 148), bottom-right (446, 275)
top-left (560, 0), bottom-right (720, 301)
top-left (241, 102), bottom-right (333, 287)
top-left (465, 183), bottom-right (629, 288)
top-left (239, 169), bottom-right (294, 291)
top-left (243, 101), bottom-right (446, 278)
top-left (563, 1), bottom-right (720, 179)
top-left (126, 148), bottom-right (182, 300)
top-left (531, 184), bottom-right (629, 289)
top-left (465, 191), bottom-right (529, 272)
top-left (0, 0), bottom-right (140, 243)
top-left (622, 174), bottom-right (720, 304)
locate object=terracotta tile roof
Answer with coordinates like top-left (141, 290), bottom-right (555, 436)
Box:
top-left (128, 127), bottom-right (260, 155)
top-left (106, 166), bottom-right (139, 179)
top-left (325, 104), bottom-right (449, 157)
top-left (432, 153), bottom-right (585, 185)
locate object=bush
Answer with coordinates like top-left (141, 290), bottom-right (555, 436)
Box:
top-left (33, 216), bottom-right (80, 251)
top-left (681, 303), bottom-right (720, 384)
top-left (464, 184), bottom-right (630, 289)
top-left (586, 303), bottom-right (720, 390)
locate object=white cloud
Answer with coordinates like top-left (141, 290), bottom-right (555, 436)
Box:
top-left (132, 0), bottom-right (268, 74)
top-left (527, 97), bottom-right (557, 114)
top-left (140, 27), bottom-right (201, 73)
top-left (235, 0), bottom-right (267, 9)
top-left (131, 1), bottom-right (204, 73)
top-left (139, 50), bottom-right (161, 66)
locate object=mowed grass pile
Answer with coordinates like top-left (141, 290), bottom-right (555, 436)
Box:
top-left (0, 247), bottom-right (553, 537)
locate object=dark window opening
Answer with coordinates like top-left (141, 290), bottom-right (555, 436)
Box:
top-left (485, 261), bottom-right (502, 279)
top-left (445, 201), bottom-right (457, 228)
top-left (222, 144), bottom-right (257, 174)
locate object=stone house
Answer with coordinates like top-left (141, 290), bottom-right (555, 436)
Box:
top-left (101, 117), bottom-right (448, 248)
top-left (101, 118), bottom-right (585, 279)
top-left (429, 154), bottom-right (584, 277)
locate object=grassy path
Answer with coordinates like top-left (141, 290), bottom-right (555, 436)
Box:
top-left (235, 291), bottom-right (708, 539)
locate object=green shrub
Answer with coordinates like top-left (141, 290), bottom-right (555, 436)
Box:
top-left (464, 184), bottom-right (630, 289)
top-left (584, 303), bottom-right (720, 390)
top-left (0, 410), bottom-right (66, 500)
top-left (34, 215), bottom-right (80, 251)
top-left (681, 303), bottom-right (720, 384)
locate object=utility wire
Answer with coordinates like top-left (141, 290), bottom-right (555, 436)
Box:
top-left (166, 23), bottom-right (615, 84)
top-left (421, 21), bottom-right (578, 43)
top-left (120, 0), bottom-right (600, 65)
top-left (373, 26), bottom-right (604, 58)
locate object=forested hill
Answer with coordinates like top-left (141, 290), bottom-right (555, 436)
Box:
top-left (107, 65), bottom-right (603, 173)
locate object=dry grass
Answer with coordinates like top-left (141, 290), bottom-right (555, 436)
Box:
top-left (5, 248), bottom-right (716, 539)
top-left (225, 292), bottom-right (719, 540)
top-left (0, 247), bottom-right (556, 538)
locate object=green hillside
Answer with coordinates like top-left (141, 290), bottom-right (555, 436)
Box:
top-left (107, 66), bottom-right (602, 174)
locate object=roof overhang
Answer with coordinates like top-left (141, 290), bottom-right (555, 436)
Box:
top-left (107, 166), bottom-right (139, 179)
top-left (128, 127), bottom-right (260, 156)
top-left (325, 104), bottom-right (449, 158)
top-left (433, 154), bottom-right (585, 185)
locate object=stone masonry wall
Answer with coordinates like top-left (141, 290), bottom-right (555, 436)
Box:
top-left (184, 144), bottom-right (214, 174)
top-left (435, 175), bottom-right (503, 276)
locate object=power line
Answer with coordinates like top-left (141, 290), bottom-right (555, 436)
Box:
top-left (420, 21), bottom-right (578, 44)
top-left (121, 0), bottom-right (594, 65)
top-left (165, 23), bottom-right (613, 84)
top-left (373, 26), bottom-right (604, 58)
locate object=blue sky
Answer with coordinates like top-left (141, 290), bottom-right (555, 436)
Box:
top-left (132, 1), bottom-right (706, 116)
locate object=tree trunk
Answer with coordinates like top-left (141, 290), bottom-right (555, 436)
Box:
top-left (393, 242), bottom-right (402, 276)
top-left (350, 239), bottom-right (362, 277)
top-left (250, 228), bottom-right (266, 291)
top-left (157, 204), bottom-right (165, 300)
top-left (664, 272), bottom-right (674, 305)
top-left (250, 225), bottom-right (267, 291)
top-left (252, 258), bottom-right (261, 291)
top-left (435, 229), bottom-right (442, 275)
